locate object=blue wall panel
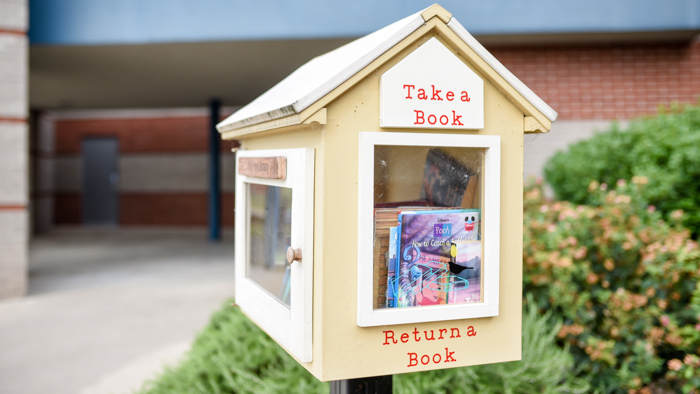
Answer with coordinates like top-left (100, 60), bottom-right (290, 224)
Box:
top-left (29, 0), bottom-right (700, 45)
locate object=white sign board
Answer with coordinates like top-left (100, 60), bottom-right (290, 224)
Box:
top-left (380, 38), bottom-right (484, 129)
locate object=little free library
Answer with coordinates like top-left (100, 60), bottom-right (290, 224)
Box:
top-left (217, 3), bottom-right (556, 381)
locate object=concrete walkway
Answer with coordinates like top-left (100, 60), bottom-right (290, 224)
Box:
top-left (0, 228), bottom-right (235, 394)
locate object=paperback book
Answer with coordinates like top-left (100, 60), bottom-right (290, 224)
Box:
top-left (394, 209), bottom-right (482, 307)
top-left (386, 227), bottom-right (398, 308)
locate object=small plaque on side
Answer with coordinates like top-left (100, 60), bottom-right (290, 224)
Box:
top-left (238, 156), bottom-right (287, 179)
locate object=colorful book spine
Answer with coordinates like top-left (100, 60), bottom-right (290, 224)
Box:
top-left (386, 227), bottom-right (398, 308)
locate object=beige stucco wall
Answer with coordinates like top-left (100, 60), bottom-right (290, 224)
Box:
top-left (524, 119), bottom-right (628, 180)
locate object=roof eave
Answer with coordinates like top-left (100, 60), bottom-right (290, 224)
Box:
top-left (217, 4), bottom-right (558, 135)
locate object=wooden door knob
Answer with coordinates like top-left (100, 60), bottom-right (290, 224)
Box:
top-left (286, 247), bottom-right (302, 264)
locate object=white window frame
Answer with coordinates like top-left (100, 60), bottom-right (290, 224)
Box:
top-left (357, 131), bottom-right (500, 327)
top-left (235, 148), bottom-right (314, 361)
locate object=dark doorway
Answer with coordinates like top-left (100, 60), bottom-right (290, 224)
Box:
top-left (82, 137), bottom-right (119, 225)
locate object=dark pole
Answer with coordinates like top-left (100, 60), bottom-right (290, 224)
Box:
top-left (330, 375), bottom-right (393, 394)
top-left (208, 99), bottom-right (221, 241)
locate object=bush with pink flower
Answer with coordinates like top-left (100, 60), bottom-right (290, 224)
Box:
top-left (543, 103), bottom-right (700, 239)
top-left (524, 178), bottom-right (700, 392)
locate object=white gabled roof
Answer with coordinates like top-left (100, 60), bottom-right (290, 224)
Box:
top-left (217, 4), bottom-right (557, 133)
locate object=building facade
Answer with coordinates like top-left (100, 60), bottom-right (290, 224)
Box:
top-left (1, 0), bottom-right (699, 298)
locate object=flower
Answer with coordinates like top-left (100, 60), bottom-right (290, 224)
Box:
top-left (665, 334), bottom-right (682, 346)
top-left (586, 272), bottom-right (599, 284)
top-left (604, 259), bottom-right (615, 271)
top-left (668, 358), bottom-right (682, 371)
top-left (631, 175), bottom-right (649, 185)
top-left (670, 209), bottom-right (684, 220)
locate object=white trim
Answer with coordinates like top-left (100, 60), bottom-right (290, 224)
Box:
top-left (234, 148), bottom-right (314, 362)
top-left (217, 9), bottom-right (558, 133)
top-left (217, 10), bottom-right (426, 131)
top-left (379, 37), bottom-right (485, 130)
top-left (447, 18), bottom-right (558, 123)
top-left (357, 132), bottom-right (501, 327)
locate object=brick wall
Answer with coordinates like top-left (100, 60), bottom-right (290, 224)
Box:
top-left (50, 38), bottom-right (700, 224)
top-left (55, 116), bottom-right (239, 154)
top-left (493, 38), bottom-right (700, 178)
top-left (53, 112), bottom-right (237, 227)
top-left (491, 39), bottom-right (700, 120)
top-left (32, 113), bottom-right (55, 234)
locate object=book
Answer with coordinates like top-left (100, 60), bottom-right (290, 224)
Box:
top-left (446, 240), bottom-right (483, 304)
top-left (394, 209), bottom-right (481, 307)
top-left (386, 227), bottom-right (398, 308)
top-left (373, 206), bottom-right (433, 308)
top-left (420, 149), bottom-right (477, 208)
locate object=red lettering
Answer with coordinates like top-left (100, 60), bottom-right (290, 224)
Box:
top-left (445, 348), bottom-right (457, 362)
top-left (431, 85), bottom-right (443, 101)
top-left (450, 328), bottom-right (461, 338)
top-left (467, 326), bottom-right (477, 337)
top-left (424, 330), bottom-right (435, 340)
top-left (401, 333), bottom-right (409, 343)
top-left (461, 91), bottom-right (470, 102)
top-left (452, 111), bottom-right (463, 126)
top-left (439, 328), bottom-right (447, 339)
top-left (446, 91), bottom-right (454, 101)
top-left (417, 89), bottom-right (428, 100)
top-left (403, 84), bottom-right (415, 99)
top-left (407, 348), bottom-right (456, 366)
top-left (413, 327), bottom-right (421, 342)
top-left (414, 111), bottom-right (466, 127)
top-left (414, 110), bottom-right (425, 125)
top-left (383, 330), bottom-right (396, 345)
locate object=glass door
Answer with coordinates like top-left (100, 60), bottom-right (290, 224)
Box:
top-left (235, 148), bottom-right (314, 361)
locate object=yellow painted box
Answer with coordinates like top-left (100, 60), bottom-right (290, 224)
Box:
top-left (217, 4), bottom-right (556, 382)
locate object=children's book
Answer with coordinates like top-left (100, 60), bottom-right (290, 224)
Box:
top-left (386, 227), bottom-right (398, 308)
top-left (447, 240), bottom-right (483, 304)
top-left (420, 149), bottom-right (477, 207)
top-left (394, 209), bottom-right (481, 307)
top-left (373, 207), bottom-right (432, 308)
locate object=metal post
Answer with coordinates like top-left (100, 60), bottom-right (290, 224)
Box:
top-left (330, 375), bottom-right (393, 394)
top-left (208, 99), bottom-right (221, 241)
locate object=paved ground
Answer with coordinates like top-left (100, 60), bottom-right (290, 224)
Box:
top-left (0, 227), bottom-right (235, 394)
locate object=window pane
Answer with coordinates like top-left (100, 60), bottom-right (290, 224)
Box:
top-left (373, 146), bottom-right (484, 309)
top-left (247, 184), bottom-right (293, 307)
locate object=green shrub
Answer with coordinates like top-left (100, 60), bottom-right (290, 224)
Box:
top-left (544, 102), bottom-right (700, 238)
top-left (395, 295), bottom-right (590, 394)
top-left (137, 302), bottom-right (328, 394)
top-left (523, 180), bottom-right (700, 392)
top-left (139, 298), bottom-right (588, 394)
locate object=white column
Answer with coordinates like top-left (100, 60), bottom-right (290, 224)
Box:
top-left (0, 0), bottom-right (29, 298)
